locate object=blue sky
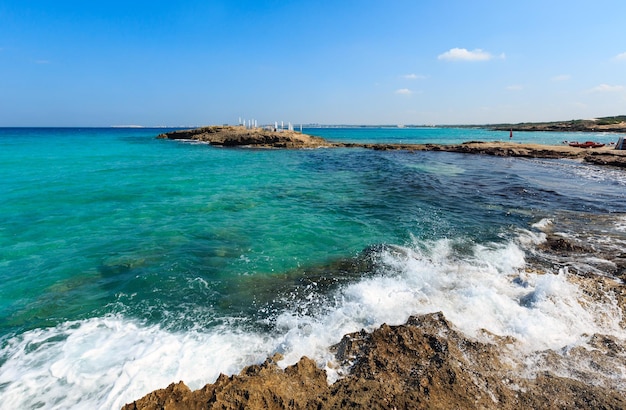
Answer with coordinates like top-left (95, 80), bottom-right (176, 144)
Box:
top-left (1, 0), bottom-right (625, 126)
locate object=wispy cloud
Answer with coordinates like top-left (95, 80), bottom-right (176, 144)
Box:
top-left (35, 59), bottom-right (51, 64)
top-left (506, 84), bottom-right (523, 91)
top-left (401, 73), bottom-right (427, 80)
top-left (551, 74), bottom-right (571, 81)
top-left (395, 88), bottom-right (413, 95)
top-left (613, 52), bottom-right (626, 61)
top-left (437, 48), bottom-right (502, 61)
top-left (589, 84), bottom-right (625, 92)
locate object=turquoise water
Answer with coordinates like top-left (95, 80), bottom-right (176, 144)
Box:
top-left (1, 127), bottom-right (625, 409)
top-left (306, 126), bottom-right (620, 145)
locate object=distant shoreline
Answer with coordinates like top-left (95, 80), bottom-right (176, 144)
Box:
top-left (324, 115), bottom-right (626, 132)
top-left (157, 125), bottom-right (626, 168)
top-left (4, 114), bottom-right (626, 131)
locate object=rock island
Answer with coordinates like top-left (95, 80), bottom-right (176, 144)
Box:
top-left (157, 125), bottom-right (334, 149)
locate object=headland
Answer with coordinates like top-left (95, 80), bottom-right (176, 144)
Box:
top-left (485, 115), bottom-right (626, 133)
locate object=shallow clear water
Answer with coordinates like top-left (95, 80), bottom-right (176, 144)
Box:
top-left (1, 127), bottom-right (625, 409)
top-left (307, 126), bottom-right (620, 145)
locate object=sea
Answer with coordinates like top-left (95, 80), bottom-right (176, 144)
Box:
top-left (1, 127), bottom-right (625, 409)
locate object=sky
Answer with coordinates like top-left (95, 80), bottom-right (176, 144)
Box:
top-left (1, 0), bottom-right (626, 127)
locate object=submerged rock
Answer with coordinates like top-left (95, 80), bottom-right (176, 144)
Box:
top-left (122, 312), bottom-right (625, 410)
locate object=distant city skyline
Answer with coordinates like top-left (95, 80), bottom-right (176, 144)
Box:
top-left (1, 0), bottom-right (625, 127)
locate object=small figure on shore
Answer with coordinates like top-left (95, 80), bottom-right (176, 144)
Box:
top-left (509, 129), bottom-right (513, 140)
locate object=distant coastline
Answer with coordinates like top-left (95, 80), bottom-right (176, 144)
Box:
top-left (483, 115), bottom-right (626, 133)
top-left (4, 115), bottom-right (626, 131)
top-left (295, 115), bottom-right (626, 132)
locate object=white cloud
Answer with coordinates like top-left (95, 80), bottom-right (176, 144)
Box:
top-left (395, 88), bottom-right (413, 95)
top-left (613, 52), bottom-right (626, 61)
top-left (506, 85), bottom-right (523, 91)
top-left (437, 48), bottom-right (498, 61)
top-left (401, 73), bottom-right (427, 80)
top-left (590, 84), bottom-right (625, 92)
top-left (551, 74), bottom-right (571, 81)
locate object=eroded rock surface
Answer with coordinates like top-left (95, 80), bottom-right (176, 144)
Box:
top-left (123, 312), bottom-right (625, 410)
top-left (157, 126), bottom-right (333, 149)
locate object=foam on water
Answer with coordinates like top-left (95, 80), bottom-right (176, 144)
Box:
top-left (1, 230), bottom-right (625, 409)
top-left (0, 317), bottom-right (276, 410)
top-left (343, 237), bottom-right (620, 349)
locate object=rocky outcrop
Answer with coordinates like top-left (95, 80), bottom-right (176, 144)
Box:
top-left (441, 141), bottom-right (626, 168)
top-left (344, 141), bottom-right (626, 167)
top-left (157, 126), bottom-right (333, 149)
top-left (158, 127), bottom-right (626, 167)
top-left (122, 355), bottom-right (328, 410)
top-left (123, 312), bottom-right (625, 410)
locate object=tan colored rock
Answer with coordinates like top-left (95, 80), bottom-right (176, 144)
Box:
top-left (122, 355), bottom-right (329, 410)
top-left (123, 312), bottom-right (625, 410)
top-left (449, 141), bottom-right (626, 167)
top-left (157, 126), bottom-right (333, 149)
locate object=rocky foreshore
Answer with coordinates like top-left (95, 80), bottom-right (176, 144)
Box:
top-left (158, 126), bottom-right (626, 168)
top-left (426, 141), bottom-right (626, 168)
top-left (122, 213), bottom-right (626, 409)
top-left (124, 310), bottom-right (626, 409)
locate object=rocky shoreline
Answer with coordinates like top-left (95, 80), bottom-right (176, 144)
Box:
top-left (122, 215), bottom-right (626, 409)
top-left (127, 126), bottom-right (626, 409)
top-left (158, 125), bottom-right (626, 168)
top-left (123, 310), bottom-right (625, 410)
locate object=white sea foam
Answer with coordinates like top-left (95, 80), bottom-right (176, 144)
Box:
top-left (0, 319), bottom-right (276, 410)
top-left (272, 235), bottom-right (624, 378)
top-left (531, 218), bottom-right (553, 232)
top-left (1, 234), bottom-right (624, 409)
